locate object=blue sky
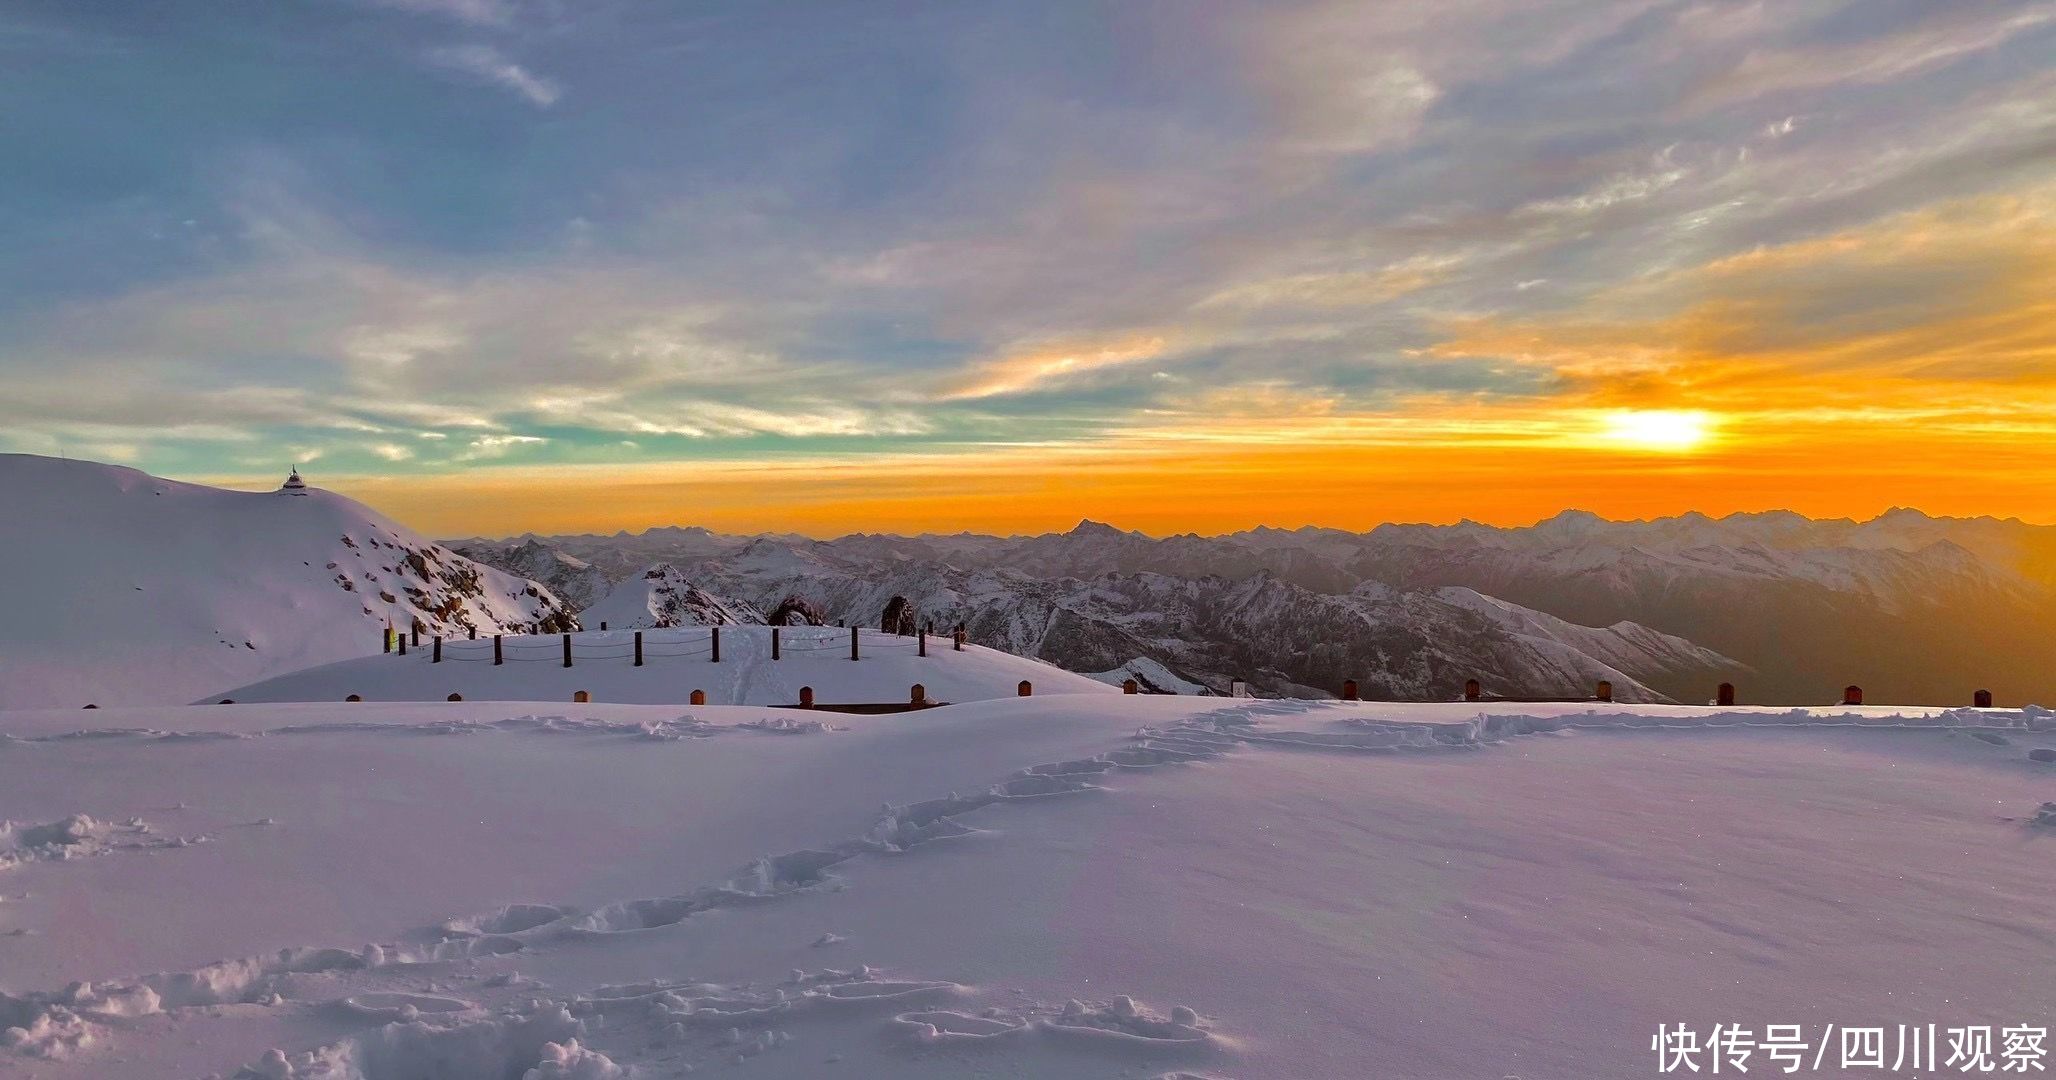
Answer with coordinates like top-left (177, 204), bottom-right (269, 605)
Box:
top-left (2, 1), bottom-right (2052, 532)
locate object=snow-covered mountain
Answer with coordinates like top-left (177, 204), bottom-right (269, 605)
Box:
top-left (0, 455), bottom-right (577, 709)
top-left (450, 538), bottom-right (613, 611)
top-left (579, 564), bottom-right (764, 629)
top-left (459, 535), bottom-right (1740, 703)
top-left (460, 507), bottom-right (2056, 705)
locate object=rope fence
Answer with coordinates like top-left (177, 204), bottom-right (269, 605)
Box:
top-left (382, 624), bottom-right (951, 670)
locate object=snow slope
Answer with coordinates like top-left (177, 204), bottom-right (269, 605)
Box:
top-left (578, 564), bottom-right (764, 630)
top-left (0, 455), bottom-right (576, 709)
top-left (219, 625), bottom-right (1118, 706)
top-left (0, 697), bottom-right (2048, 1078)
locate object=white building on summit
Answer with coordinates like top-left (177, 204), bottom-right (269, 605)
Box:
top-left (278, 467), bottom-right (308, 494)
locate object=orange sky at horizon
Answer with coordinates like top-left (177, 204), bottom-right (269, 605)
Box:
top-left (205, 414), bottom-right (2056, 538)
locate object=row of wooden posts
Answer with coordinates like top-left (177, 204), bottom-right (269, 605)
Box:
top-left (1337, 678), bottom-right (1997, 709)
top-left (320, 678), bottom-right (1060, 708)
top-left (181, 679), bottom-right (1998, 709)
top-left (384, 622), bottom-right (971, 666)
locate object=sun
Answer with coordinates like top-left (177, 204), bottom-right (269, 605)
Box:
top-left (1593, 409), bottom-right (1718, 453)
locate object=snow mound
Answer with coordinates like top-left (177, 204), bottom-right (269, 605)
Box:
top-left (0, 455), bottom-right (575, 709)
top-left (218, 625), bottom-right (1119, 706)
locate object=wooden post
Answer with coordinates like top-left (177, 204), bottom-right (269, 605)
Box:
top-left (1974, 688), bottom-right (1993, 708)
top-left (573, 690), bottom-right (590, 703)
top-left (851, 624), bottom-right (860, 662)
top-left (468, 626), bottom-right (477, 640)
top-left (384, 627), bottom-right (392, 654)
top-left (411, 625), bottom-right (420, 647)
top-left (690, 689), bottom-right (706, 706)
top-left (1843, 685), bottom-right (1864, 706)
top-left (1018, 680), bottom-right (1033, 697)
top-left (433, 636), bottom-right (442, 663)
top-left (345, 694), bottom-right (362, 702)
top-left (447, 692), bottom-right (462, 702)
top-left (711, 626), bottom-right (721, 663)
top-left (1122, 679), bottom-right (1139, 695)
top-left (1342, 679), bottom-right (1359, 701)
top-left (562, 633), bottom-right (572, 668)
top-left (1595, 680), bottom-right (1614, 703)
top-left (1464, 679), bottom-right (1481, 702)
top-left (953, 627), bottom-right (965, 652)
top-left (493, 635), bottom-right (503, 666)
top-left (1718, 682), bottom-right (1736, 707)
top-left (798, 686), bottom-right (814, 709)
top-left (911, 683), bottom-right (926, 705)
top-left (398, 635), bottom-right (408, 656)
top-left (771, 626), bottom-right (781, 660)
top-left (918, 625), bottom-right (927, 657)
top-left (600, 621), bottom-right (608, 631)
top-left (634, 631), bottom-right (644, 667)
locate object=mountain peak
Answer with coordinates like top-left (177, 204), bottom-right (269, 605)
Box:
top-left (1067, 518), bottom-right (1128, 538)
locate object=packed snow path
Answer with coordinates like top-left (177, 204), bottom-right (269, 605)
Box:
top-left (0, 698), bottom-right (2051, 1078)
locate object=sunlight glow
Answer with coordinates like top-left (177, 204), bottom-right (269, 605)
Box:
top-left (1594, 410), bottom-right (1718, 453)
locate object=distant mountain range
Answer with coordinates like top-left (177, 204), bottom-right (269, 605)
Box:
top-left (6, 450), bottom-right (2041, 709)
top-left (455, 507), bottom-right (2056, 706)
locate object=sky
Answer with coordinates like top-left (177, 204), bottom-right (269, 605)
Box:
top-left (2, 0), bottom-right (2052, 537)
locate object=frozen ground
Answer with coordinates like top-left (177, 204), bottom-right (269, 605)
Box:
top-left (1, 696), bottom-right (2051, 1078)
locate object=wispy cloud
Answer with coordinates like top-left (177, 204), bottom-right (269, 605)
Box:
top-left (427, 43), bottom-right (560, 106)
top-left (365, 0), bottom-right (514, 28)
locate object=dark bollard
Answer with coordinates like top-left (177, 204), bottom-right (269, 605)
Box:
top-left (1974, 689), bottom-right (1994, 708)
top-left (850, 625), bottom-right (860, 661)
top-left (600, 621), bottom-right (607, 631)
top-left (468, 626), bottom-right (477, 640)
top-left (772, 626), bottom-right (781, 660)
top-left (690, 689), bottom-right (706, 706)
top-left (383, 628), bottom-right (392, 654)
top-left (411, 625), bottom-right (419, 647)
top-left (494, 635), bottom-right (503, 666)
top-left (1843, 685), bottom-right (1864, 706)
top-left (1596, 680), bottom-right (1614, 703)
top-left (712, 626), bottom-right (721, 663)
top-left (911, 683), bottom-right (926, 705)
top-left (1718, 682), bottom-right (1736, 707)
top-left (433, 636), bottom-right (442, 663)
top-left (398, 635), bottom-right (408, 656)
top-left (1123, 679), bottom-right (1139, 695)
top-left (1464, 679), bottom-right (1481, 702)
top-left (1342, 679), bottom-right (1359, 701)
top-left (798, 686), bottom-right (814, 709)
top-left (562, 633), bottom-right (572, 668)
top-left (573, 690), bottom-right (590, 703)
top-left (634, 631), bottom-right (644, 667)
top-left (1018, 680), bottom-right (1033, 697)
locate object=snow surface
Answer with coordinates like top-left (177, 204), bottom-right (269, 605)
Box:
top-left (1, 696), bottom-right (2050, 1078)
top-left (0, 456), bottom-right (573, 710)
top-left (216, 626), bottom-right (1117, 706)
